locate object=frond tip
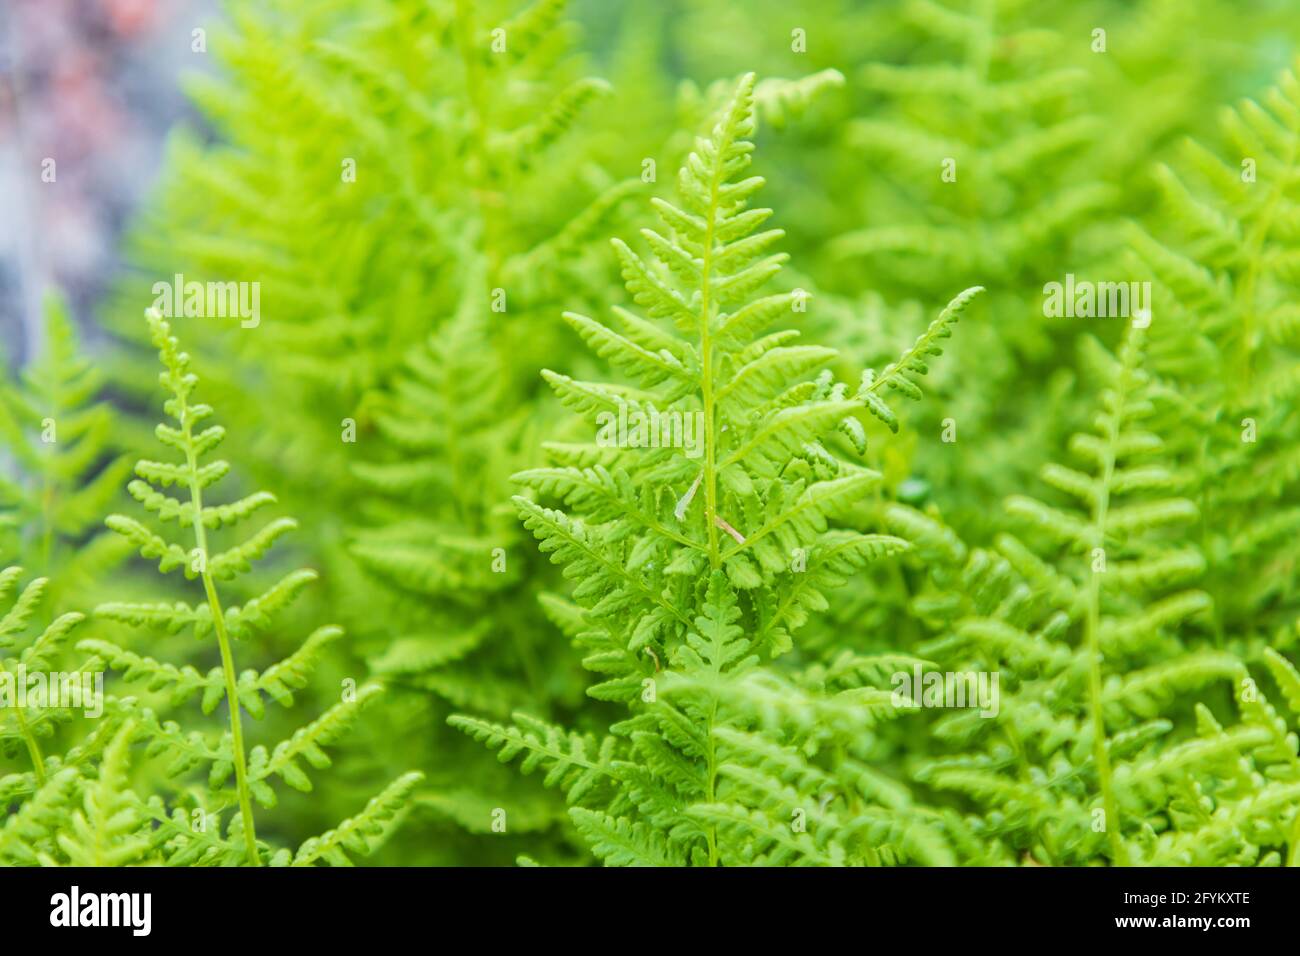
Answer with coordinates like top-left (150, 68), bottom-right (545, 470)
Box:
top-left (858, 285), bottom-right (983, 432)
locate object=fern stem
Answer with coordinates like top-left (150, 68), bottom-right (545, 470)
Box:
top-left (705, 700), bottom-right (719, 866)
top-left (692, 91), bottom-right (737, 865)
top-left (182, 422), bottom-right (260, 866)
top-left (700, 305), bottom-right (720, 568)
top-left (699, 261), bottom-right (721, 864)
top-left (698, 138), bottom-right (725, 570)
top-left (39, 359), bottom-right (58, 576)
top-left (13, 691), bottom-right (47, 785)
top-left (203, 573), bottom-right (261, 866)
top-left (40, 481), bottom-right (53, 579)
top-left (1084, 562), bottom-right (1126, 865)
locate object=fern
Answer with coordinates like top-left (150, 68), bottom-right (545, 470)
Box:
top-left (109, 0), bottom-right (630, 538)
top-left (104, 0), bottom-right (644, 864)
top-left (0, 295), bottom-right (132, 608)
top-left (1130, 60), bottom-right (1300, 656)
top-left (0, 564), bottom-right (139, 868)
top-left (52, 722), bottom-right (153, 867)
top-left (893, 326), bottom-right (1300, 865)
top-left (6, 0), bottom-right (1300, 872)
top-left (84, 311), bottom-right (420, 865)
top-left (454, 74), bottom-right (979, 866)
top-left (0, 568), bottom-right (118, 806)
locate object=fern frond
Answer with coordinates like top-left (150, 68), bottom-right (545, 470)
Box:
top-left (87, 312), bottom-right (415, 865)
top-left (288, 771), bottom-right (425, 866)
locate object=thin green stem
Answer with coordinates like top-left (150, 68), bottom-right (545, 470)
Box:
top-left (13, 689), bottom-right (47, 786)
top-left (202, 571), bottom-right (260, 866)
top-left (39, 356), bottom-right (60, 578)
top-left (1085, 562), bottom-right (1126, 865)
top-left (694, 100), bottom-right (738, 868)
top-left (698, 142), bottom-right (725, 570)
top-left (183, 418), bottom-right (260, 866)
top-left (705, 700), bottom-right (719, 867)
top-left (40, 480), bottom-right (53, 577)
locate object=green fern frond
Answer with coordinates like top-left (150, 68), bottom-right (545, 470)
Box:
top-left (87, 312), bottom-right (417, 866)
top-left (457, 76), bottom-right (969, 867)
top-left (288, 771), bottom-right (425, 866)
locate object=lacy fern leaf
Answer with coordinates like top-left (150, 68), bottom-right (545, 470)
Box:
top-left (455, 74), bottom-right (977, 867)
top-left (85, 311), bottom-right (420, 866)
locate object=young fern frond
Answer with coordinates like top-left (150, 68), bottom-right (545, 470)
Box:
top-left (527, 72), bottom-right (980, 660)
top-left (0, 765), bottom-right (84, 865)
top-left (856, 285), bottom-right (982, 434)
top-left (87, 310), bottom-right (420, 866)
top-left (285, 770), bottom-right (426, 866)
top-left (53, 722), bottom-right (153, 867)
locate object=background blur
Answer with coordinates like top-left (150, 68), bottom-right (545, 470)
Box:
top-left (5, 0), bottom-right (1298, 364)
top-left (1, 0), bottom-right (215, 361)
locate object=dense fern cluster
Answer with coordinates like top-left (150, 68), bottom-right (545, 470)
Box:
top-left (4, 0), bottom-right (1300, 866)
top-left (1132, 66), bottom-right (1300, 651)
top-left (893, 326), bottom-right (1300, 865)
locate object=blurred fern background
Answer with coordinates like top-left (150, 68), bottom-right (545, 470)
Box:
top-left (2, 0), bottom-right (1300, 867)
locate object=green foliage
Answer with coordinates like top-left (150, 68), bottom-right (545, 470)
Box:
top-left (103, 0), bottom-right (645, 862)
top-left (454, 75), bottom-right (984, 866)
top-left (1131, 61), bottom-right (1300, 652)
top-left (61, 312), bottom-right (419, 866)
top-left (892, 327), bottom-right (1300, 865)
top-left (7, 0), bottom-right (1300, 868)
top-left (110, 0), bottom-right (631, 531)
top-left (0, 568), bottom-right (118, 811)
top-left (0, 296), bottom-right (132, 609)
